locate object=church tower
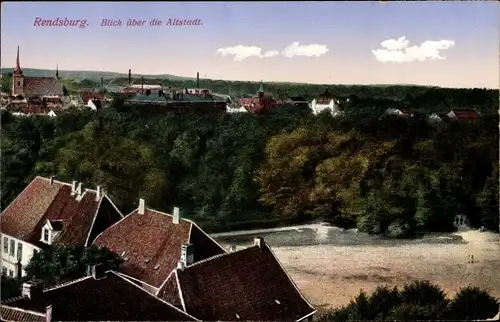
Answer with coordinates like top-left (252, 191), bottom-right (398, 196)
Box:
top-left (258, 81), bottom-right (264, 106)
top-left (11, 46), bottom-right (24, 96)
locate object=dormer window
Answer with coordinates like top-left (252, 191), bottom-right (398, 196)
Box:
top-left (42, 227), bottom-right (51, 244)
top-left (40, 220), bottom-right (63, 245)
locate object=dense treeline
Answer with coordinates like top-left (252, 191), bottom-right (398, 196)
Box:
top-left (1, 85), bottom-right (498, 235)
top-left (319, 280), bottom-right (499, 321)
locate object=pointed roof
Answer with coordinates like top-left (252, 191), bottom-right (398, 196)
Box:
top-left (0, 176), bottom-right (123, 247)
top-left (258, 81), bottom-right (264, 93)
top-left (14, 46), bottom-right (23, 76)
top-left (92, 207), bottom-right (227, 288)
top-left (157, 238), bottom-right (316, 321)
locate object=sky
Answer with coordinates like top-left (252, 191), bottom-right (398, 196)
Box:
top-left (1, 1), bottom-right (499, 89)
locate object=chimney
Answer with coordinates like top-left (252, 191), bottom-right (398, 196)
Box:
top-left (71, 181), bottom-right (77, 195)
top-left (173, 207), bottom-right (180, 224)
top-left (45, 305), bottom-right (52, 322)
top-left (22, 280), bottom-right (44, 300)
top-left (138, 198), bottom-right (145, 215)
top-left (96, 186), bottom-right (101, 201)
top-left (91, 263), bottom-right (107, 280)
top-left (254, 237), bottom-right (264, 248)
top-left (128, 69), bottom-right (131, 85)
top-left (196, 72), bottom-right (200, 89)
top-left (180, 243), bottom-right (194, 266)
top-left (76, 182), bottom-right (82, 195)
top-left (177, 260), bottom-right (185, 271)
top-left (228, 245), bottom-right (237, 253)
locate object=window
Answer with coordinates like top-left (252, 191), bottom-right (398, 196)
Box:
top-left (2, 267), bottom-right (7, 276)
top-left (43, 228), bottom-right (50, 243)
top-left (8, 269), bottom-right (13, 277)
top-left (3, 237), bottom-right (8, 253)
top-left (17, 242), bottom-right (23, 261)
top-left (17, 81), bottom-right (20, 86)
top-left (9, 240), bottom-right (15, 256)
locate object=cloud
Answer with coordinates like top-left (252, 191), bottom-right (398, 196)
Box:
top-left (216, 42), bottom-right (329, 61)
top-left (282, 41), bottom-right (329, 58)
top-left (372, 36), bottom-right (455, 63)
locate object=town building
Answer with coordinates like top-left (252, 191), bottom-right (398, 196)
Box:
top-left (0, 177), bottom-right (123, 278)
top-left (287, 96), bottom-right (311, 108)
top-left (156, 237), bottom-right (316, 321)
top-left (123, 89), bottom-right (227, 113)
top-left (429, 109), bottom-right (480, 122)
top-left (0, 265), bottom-right (198, 321)
top-left (5, 47), bottom-right (67, 115)
top-left (238, 82), bottom-right (278, 114)
top-left (92, 199), bottom-right (227, 294)
top-left (385, 108), bottom-right (414, 117)
top-left (10, 47), bottom-right (65, 99)
top-left (310, 89), bottom-right (344, 117)
top-left (447, 109), bottom-right (480, 120)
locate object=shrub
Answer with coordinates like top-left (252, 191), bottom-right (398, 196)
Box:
top-left (447, 286), bottom-right (499, 320)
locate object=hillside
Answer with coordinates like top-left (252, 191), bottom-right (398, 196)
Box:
top-left (0, 67), bottom-right (194, 81)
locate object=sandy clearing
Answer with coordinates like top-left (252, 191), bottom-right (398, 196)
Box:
top-left (269, 229), bottom-right (499, 311)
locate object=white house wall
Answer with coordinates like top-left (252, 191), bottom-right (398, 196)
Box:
top-left (311, 99), bottom-right (341, 116)
top-left (1, 233), bottom-right (40, 278)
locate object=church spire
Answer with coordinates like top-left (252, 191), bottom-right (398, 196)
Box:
top-left (14, 46), bottom-right (23, 76)
top-left (258, 81), bottom-right (264, 93)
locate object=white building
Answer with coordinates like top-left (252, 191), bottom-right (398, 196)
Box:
top-left (0, 176), bottom-right (123, 278)
top-left (310, 89), bottom-right (344, 117)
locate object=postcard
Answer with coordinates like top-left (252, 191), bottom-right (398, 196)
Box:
top-left (1, 1), bottom-right (499, 322)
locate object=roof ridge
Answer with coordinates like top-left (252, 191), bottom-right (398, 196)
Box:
top-left (44, 275), bottom-right (91, 292)
top-left (184, 244), bottom-right (258, 269)
top-left (1, 295), bottom-right (27, 304)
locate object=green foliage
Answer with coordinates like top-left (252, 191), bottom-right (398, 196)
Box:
top-left (448, 286), bottom-right (499, 320)
top-left (0, 84), bottom-right (498, 233)
top-left (24, 245), bottom-right (122, 284)
top-left (319, 281), bottom-right (499, 321)
top-left (1, 276), bottom-right (24, 299)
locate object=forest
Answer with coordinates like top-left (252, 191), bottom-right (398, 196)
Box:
top-left (1, 83), bottom-right (498, 236)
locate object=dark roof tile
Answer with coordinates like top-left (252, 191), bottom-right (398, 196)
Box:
top-left (23, 77), bottom-right (63, 97)
top-left (1, 271), bottom-right (197, 321)
top-left (1, 177), bottom-right (123, 247)
top-left (157, 240), bottom-right (316, 321)
top-left (93, 208), bottom-right (226, 288)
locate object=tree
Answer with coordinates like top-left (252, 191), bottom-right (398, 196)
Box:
top-left (319, 281), bottom-right (499, 321)
top-left (24, 245), bottom-right (122, 284)
top-left (447, 286), bottom-right (499, 320)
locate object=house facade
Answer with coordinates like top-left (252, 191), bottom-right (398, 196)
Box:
top-left (0, 177), bottom-right (123, 278)
top-left (311, 89), bottom-right (343, 117)
top-left (385, 108), bottom-right (413, 117)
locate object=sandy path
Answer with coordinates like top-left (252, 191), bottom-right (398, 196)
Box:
top-left (270, 229), bottom-right (500, 311)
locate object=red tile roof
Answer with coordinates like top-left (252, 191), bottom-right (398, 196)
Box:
top-left (23, 77), bottom-right (63, 97)
top-left (0, 177), bottom-right (123, 247)
top-left (1, 271), bottom-right (198, 321)
top-left (93, 208), bottom-right (227, 288)
top-left (157, 239), bottom-right (316, 321)
top-left (316, 89), bottom-right (335, 104)
top-left (449, 109), bottom-right (480, 120)
top-left (80, 92), bottom-right (105, 104)
top-left (0, 305), bottom-right (45, 322)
